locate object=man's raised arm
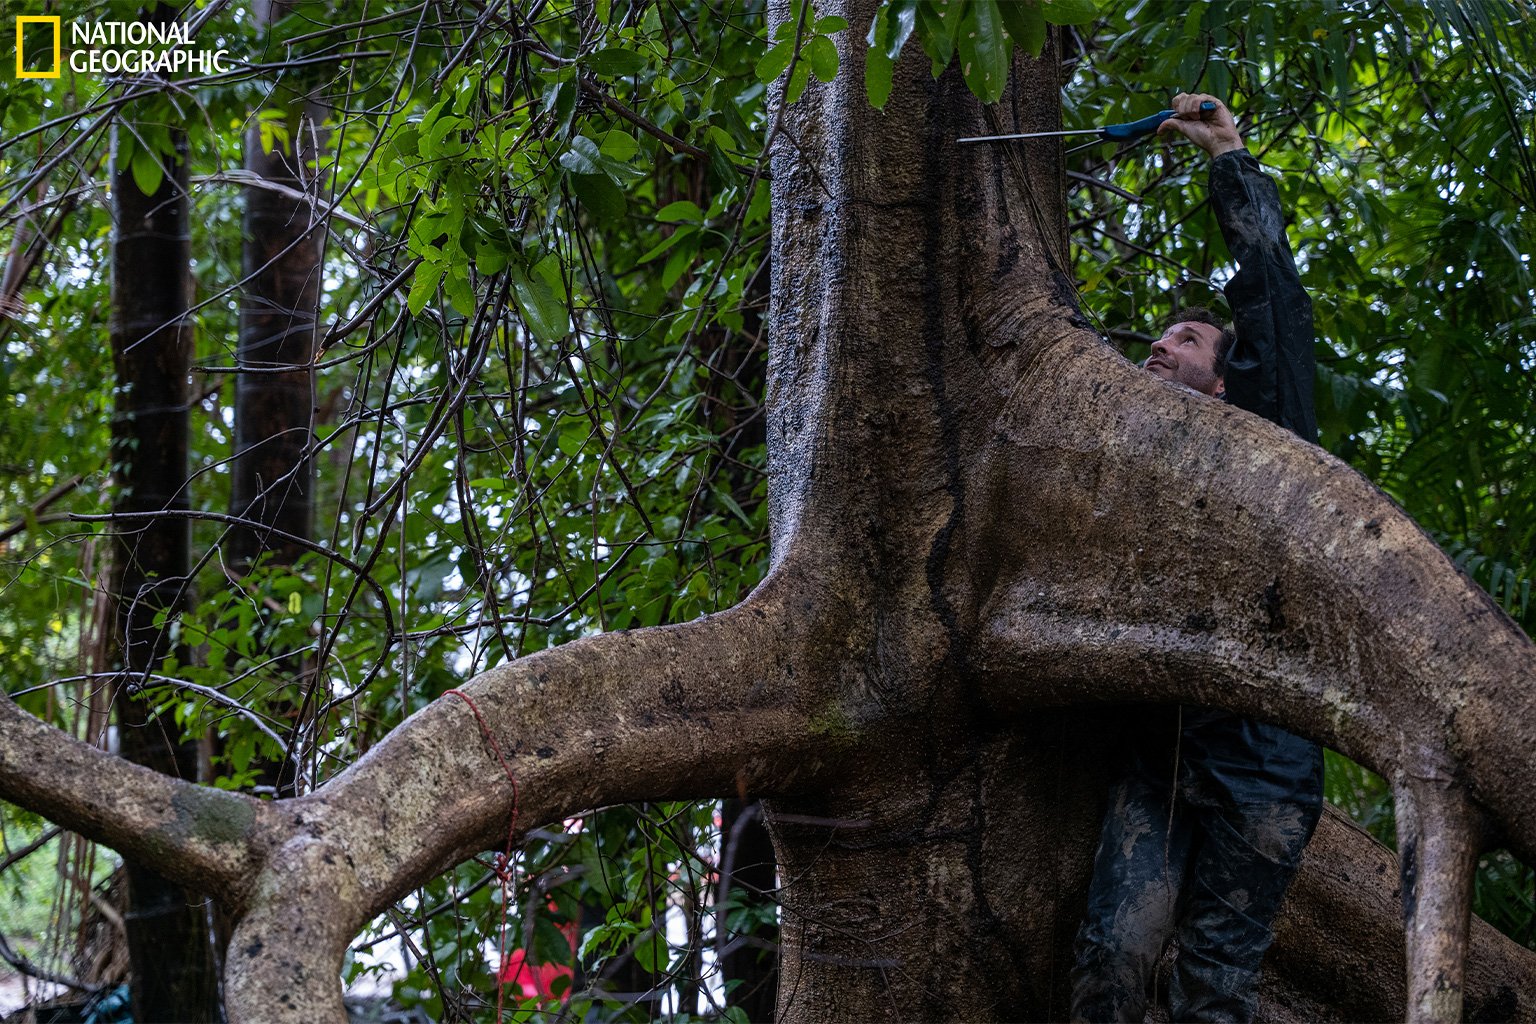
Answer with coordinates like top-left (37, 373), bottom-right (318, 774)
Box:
top-left (1160, 94), bottom-right (1318, 443)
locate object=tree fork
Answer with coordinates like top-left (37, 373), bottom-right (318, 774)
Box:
top-left (2, 565), bottom-right (827, 1021)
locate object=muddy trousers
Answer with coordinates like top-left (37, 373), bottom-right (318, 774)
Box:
top-left (1069, 769), bottom-right (1312, 1023)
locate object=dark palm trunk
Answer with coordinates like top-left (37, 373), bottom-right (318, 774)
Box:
top-left (719, 799), bottom-right (778, 1023)
top-left (107, 9), bottom-right (219, 1016)
top-left (229, 0), bottom-right (324, 799)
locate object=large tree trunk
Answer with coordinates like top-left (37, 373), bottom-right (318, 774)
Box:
top-left (759, 14), bottom-right (1093, 1018)
top-left (4, 3), bottom-right (1536, 1023)
top-left (107, 10), bottom-right (220, 1016)
top-left (755, 5), bottom-right (1536, 1021)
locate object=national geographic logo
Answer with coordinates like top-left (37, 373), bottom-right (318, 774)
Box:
top-left (12, 15), bottom-right (230, 79)
top-left (14, 16), bottom-right (60, 79)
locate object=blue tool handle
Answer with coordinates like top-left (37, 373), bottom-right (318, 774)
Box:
top-left (1102, 100), bottom-right (1217, 141)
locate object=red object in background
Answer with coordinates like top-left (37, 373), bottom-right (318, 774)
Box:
top-left (499, 915), bottom-right (578, 1002)
top-left (498, 949), bottom-right (573, 1001)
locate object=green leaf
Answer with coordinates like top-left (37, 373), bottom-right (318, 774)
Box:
top-left (115, 133), bottom-right (138, 179)
top-left (715, 488), bottom-right (753, 527)
top-left (936, 0), bottom-right (969, 48)
top-left (407, 261), bottom-right (445, 316)
top-left (443, 266), bottom-right (476, 314)
top-left (662, 242), bottom-right (694, 290)
top-left (560, 135), bottom-right (645, 185)
top-left (915, 1), bottom-right (956, 74)
top-left (509, 264), bottom-right (569, 342)
top-left (755, 38), bottom-right (794, 83)
top-left (130, 147), bottom-right (164, 197)
top-left (633, 930), bottom-right (666, 974)
top-left (599, 129), bottom-right (640, 162)
top-left (1042, 0), bottom-right (1099, 26)
top-left (532, 252), bottom-right (565, 293)
top-left (636, 224), bottom-right (696, 263)
top-left (558, 135), bottom-right (604, 176)
top-left (865, 5), bottom-right (895, 109)
top-left (807, 35), bottom-right (839, 82)
top-left (707, 124), bottom-right (738, 155)
top-left (814, 15), bottom-right (849, 33)
top-left (656, 200), bottom-right (703, 223)
top-left (957, 1), bottom-right (1009, 104)
top-left (573, 172), bottom-right (627, 221)
top-left (257, 110), bottom-right (290, 156)
top-left (417, 96), bottom-right (451, 140)
top-left (785, 57), bottom-right (813, 104)
top-left (595, 0), bottom-right (610, 22)
top-left (475, 244), bottom-right (508, 275)
top-left (1001, 2), bottom-right (1047, 57)
top-left (547, 78), bottom-right (578, 137)
top-left (866, 46), bottom-right (894, 109)
top-left (558, 421), bottom-right (590, 457)
top-left (885, 0), bottom-right (919, 59)
top-left (586, 47), bottom-right (648, 77)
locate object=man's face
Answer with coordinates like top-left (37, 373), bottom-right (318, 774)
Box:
top-left (1144, 320), bottom-right (1225, 396)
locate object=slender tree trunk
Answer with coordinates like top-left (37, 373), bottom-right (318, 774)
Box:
top-left (230, 0), bottom-right (324, 798)
top-left (108, 9), bottom-right (219, 1016)
top-left (719, 798), bottom-right (778, 1023)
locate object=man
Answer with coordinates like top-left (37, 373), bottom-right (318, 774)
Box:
top-left (1069, 95), bottom-right (1324, 1023)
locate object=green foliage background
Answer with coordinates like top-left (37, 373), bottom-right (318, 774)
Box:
top-left (0, 0), bottom-right (1531, 1014)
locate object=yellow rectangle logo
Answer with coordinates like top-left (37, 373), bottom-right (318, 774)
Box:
top-left (15, 16), bottom-right (61, 79)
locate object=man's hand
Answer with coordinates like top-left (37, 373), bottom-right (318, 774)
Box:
top-left (1156, 93), bottom-right (1245, 159)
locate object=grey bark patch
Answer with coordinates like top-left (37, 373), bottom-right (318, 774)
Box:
top-left (170, 785), bottom-right (256, 846)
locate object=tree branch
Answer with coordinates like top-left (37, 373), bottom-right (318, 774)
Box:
top-left (1263, 808), bottom-right (1536, 1021)
top-left (964, 332), bottom-right (1536, 1020)
top-left (974, 335), bottom-right (1536, 862)
top-left (0, 696), bottom-right (269, 910)
top-left (222, 567), bottom-right (841, 1022)
top-left (1395, 777), bottom-right (1483, 1023)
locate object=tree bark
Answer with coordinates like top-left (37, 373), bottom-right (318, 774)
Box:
top-left (756, 4), bottom-right (1536, 1020)
top-left (1260, 807), bottom-right (1535, 1023)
